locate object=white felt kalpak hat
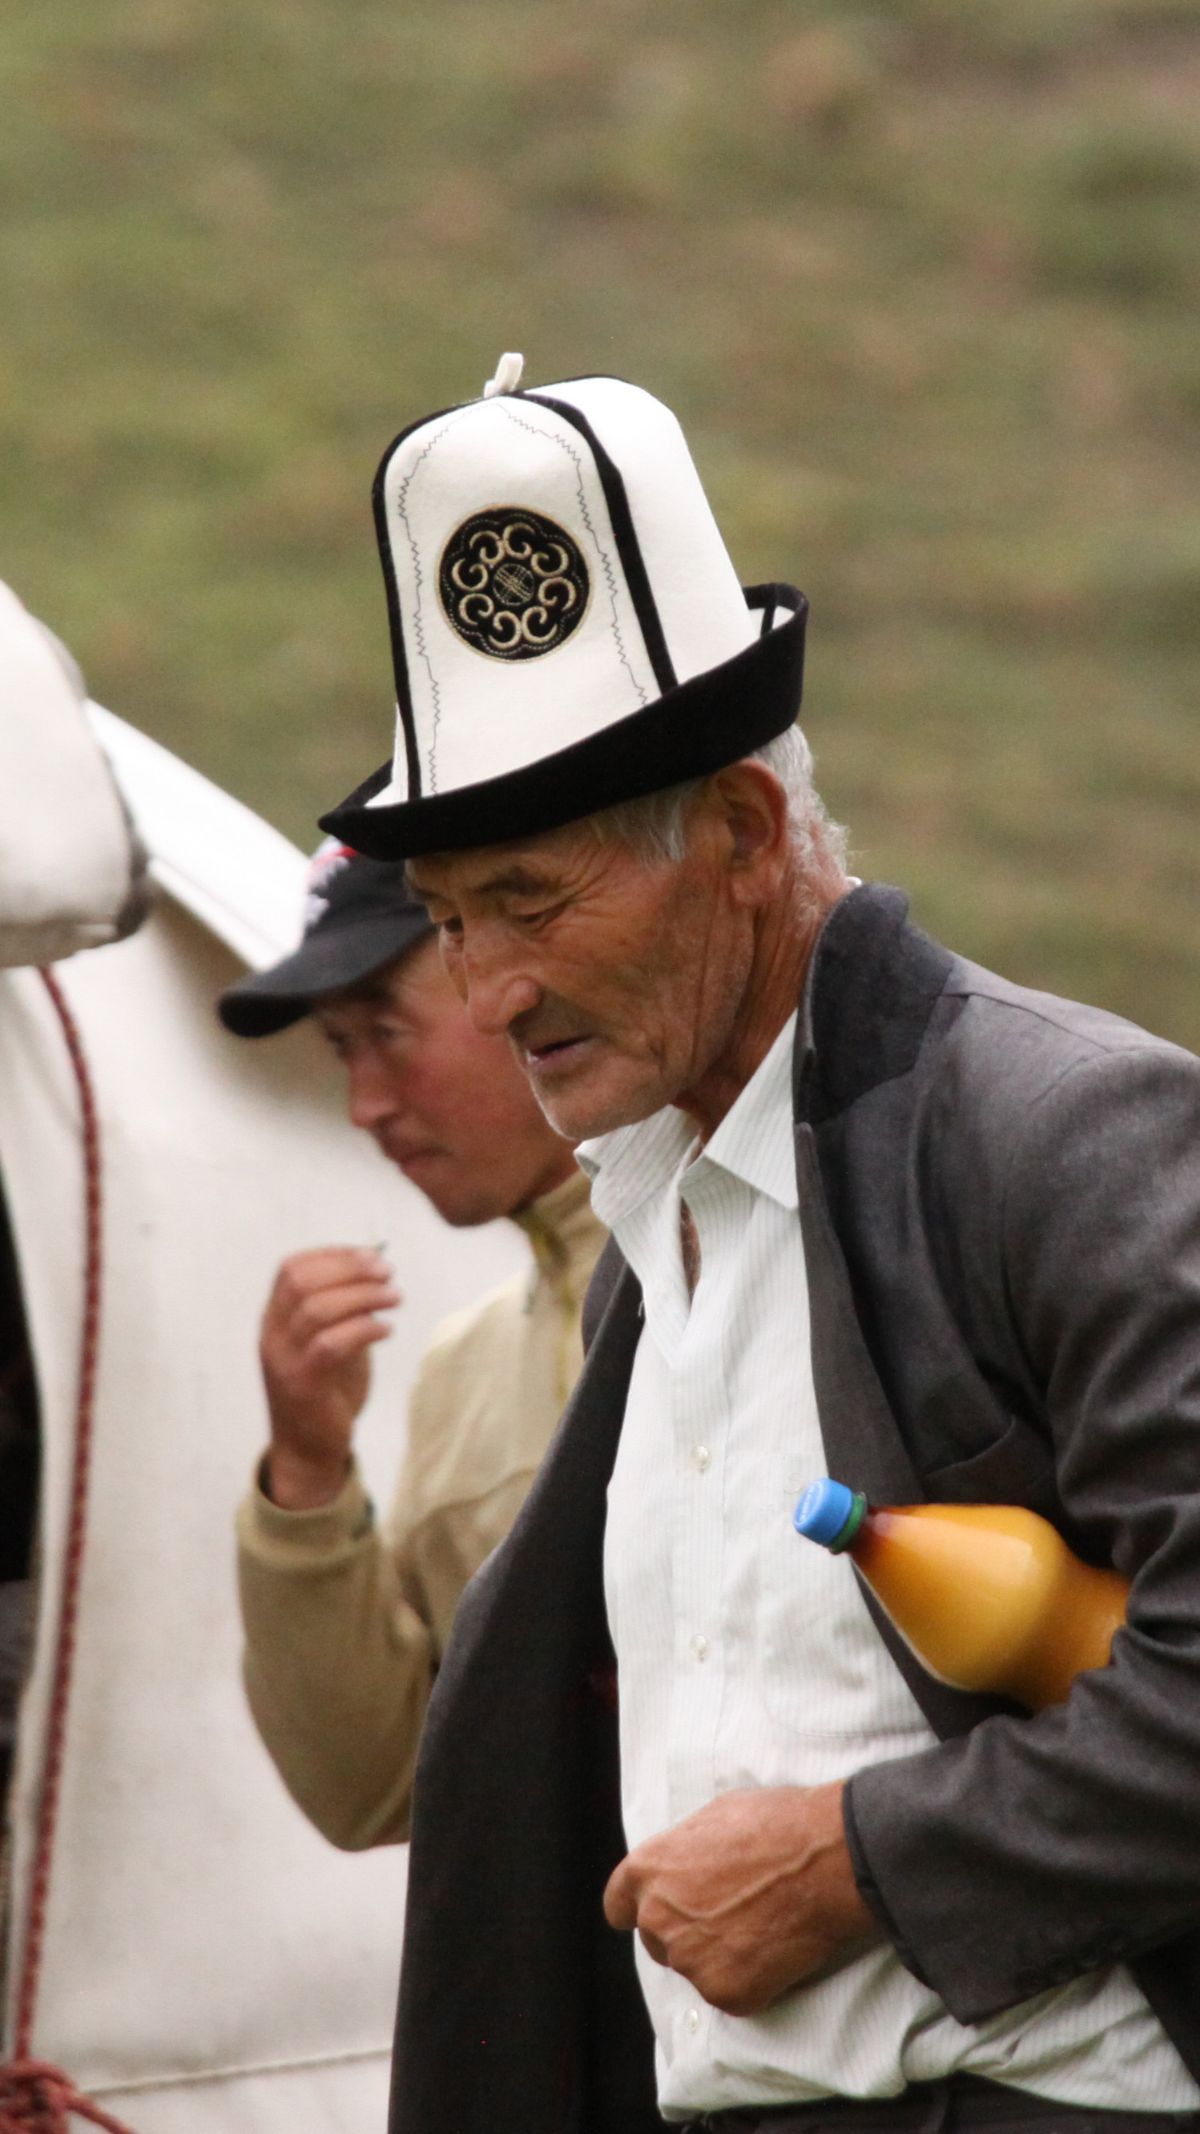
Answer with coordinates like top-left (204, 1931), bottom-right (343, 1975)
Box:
top-left (322, 354), bottom-right (809, 859)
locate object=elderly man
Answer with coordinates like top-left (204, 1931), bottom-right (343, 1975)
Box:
top-left (219, 841), bottom-right (605, 1848)
top-left (321, 359), bottom-right (1200, 2132)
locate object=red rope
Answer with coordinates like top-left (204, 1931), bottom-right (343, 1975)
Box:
top-left (0, 971), bottom-right (137, 2134)
top-left (0, 2063), bottom-right (135, 2133)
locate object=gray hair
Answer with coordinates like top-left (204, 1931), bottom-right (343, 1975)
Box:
top-left (588, 723), bottom-right (848, 876)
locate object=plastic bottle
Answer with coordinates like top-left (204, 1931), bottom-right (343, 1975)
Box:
top-left (793, 1477), bottom-right (1129, 1711)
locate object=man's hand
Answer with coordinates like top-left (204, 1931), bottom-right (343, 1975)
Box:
top-left (603, 1783), bottom-right (881, 2016)
top-left (259, 1247), bottom-right (399, 1510)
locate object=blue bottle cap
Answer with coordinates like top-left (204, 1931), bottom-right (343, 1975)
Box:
top-left (793, 1477), bottom-right (864, 1551)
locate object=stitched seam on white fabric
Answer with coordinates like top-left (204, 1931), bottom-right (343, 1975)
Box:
top-left (90, 2044), bottom-right (389, 2097)
top-left (498, 403), bottom-right (648, 708)
top-left (393, 414), bottom-right (460, 794)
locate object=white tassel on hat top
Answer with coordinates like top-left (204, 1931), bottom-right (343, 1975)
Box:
top-left (482, 351), bottom-right (525, 398)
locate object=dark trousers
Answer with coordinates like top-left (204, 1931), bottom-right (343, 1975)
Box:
top-left (683, 2073), bottom-right (1200, 2134)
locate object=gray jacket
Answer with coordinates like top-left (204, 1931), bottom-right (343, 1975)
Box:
top-left (389, 883), bottom-right (1200, 2133)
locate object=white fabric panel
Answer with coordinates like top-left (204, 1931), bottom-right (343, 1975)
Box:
top-left (0, 587), bottom-right (137, 968)
top-left (0, 889), bottom-right (522, 2121)
top-left (88, 705), bottom-right (308, 975)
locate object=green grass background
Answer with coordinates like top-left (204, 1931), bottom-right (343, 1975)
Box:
top-left (2, 0), bottom-right (1197, 1044)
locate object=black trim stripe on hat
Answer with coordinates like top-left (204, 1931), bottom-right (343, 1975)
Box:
top-left (320, 584), bottom-right (807, 861)
top-left (520, 392), bottom-right (677, 698)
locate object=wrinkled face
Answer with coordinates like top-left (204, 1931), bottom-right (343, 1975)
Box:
top-left (408, 810), bottom-right (755, 1143)
top-left (315, 937), bottom-right (574, 1225)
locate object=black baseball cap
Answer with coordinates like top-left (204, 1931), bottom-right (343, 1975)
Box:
top-left (218, 840), bottom-right (433, 1039)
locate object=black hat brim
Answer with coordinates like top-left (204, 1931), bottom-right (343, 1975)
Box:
top-left (320, 585), bottom-right (807, 862)
top-left (218, 906), bottom-right (432, 1038)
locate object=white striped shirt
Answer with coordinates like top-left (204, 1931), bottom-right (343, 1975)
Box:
top-left (578, 1011), bottom-right (1197, 2121)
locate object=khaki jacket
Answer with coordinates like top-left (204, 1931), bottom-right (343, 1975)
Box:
top-left (236, 1168), bottom-right (605, 1849)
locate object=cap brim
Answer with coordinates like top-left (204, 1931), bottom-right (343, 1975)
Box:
top-left (218, 907), bottom-right (432, 1038)
top-left (320, 585), bottom-right (807, 861)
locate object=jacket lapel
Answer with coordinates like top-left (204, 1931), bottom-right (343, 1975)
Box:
top-left (791, 896), bottom-right (1017, 1741)
top-left (389, 1259), bottom-right (656, 2134)
top-left (794, 1121), bottom-right (922, 1508)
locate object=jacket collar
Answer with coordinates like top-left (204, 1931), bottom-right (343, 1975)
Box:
top-left (793, 882), bottom-right (954, 1127)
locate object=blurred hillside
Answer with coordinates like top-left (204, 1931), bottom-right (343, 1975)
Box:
top-left (1, 0), bottom-right (1197, 1042)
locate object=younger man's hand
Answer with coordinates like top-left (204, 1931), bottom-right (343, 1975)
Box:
top-left (259, 1246), bottom-right (399, 1509)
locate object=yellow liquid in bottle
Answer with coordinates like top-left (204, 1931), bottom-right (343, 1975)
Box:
top-left (851, 1502), bottom-right (1128, 1711)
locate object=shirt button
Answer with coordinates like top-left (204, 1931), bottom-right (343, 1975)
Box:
top-left (690, 1633), bottom-right (709, 1662)
top-left (692, 1444), bottom-right (711, 1473)
top-left (684, 2007), bottom-right (701, 2035)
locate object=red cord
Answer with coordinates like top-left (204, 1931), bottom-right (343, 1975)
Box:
top-left (0, 971), bottom-right (137, 2134)
top-left (0, 2063), bottom-right (136, 2133)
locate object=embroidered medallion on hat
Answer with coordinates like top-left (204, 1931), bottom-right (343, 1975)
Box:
top-left (322, 351), bottom-right (809, 859)
top-left (439, 507), bottom-right (589, 662)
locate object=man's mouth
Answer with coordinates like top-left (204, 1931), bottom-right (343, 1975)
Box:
top-left (381, 1139), bottom-right (441, 1169)
top-left (523, 1033), bottom-right (594, 1075)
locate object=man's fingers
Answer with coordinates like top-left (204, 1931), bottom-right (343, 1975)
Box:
top-left (270, 1245), bottom-right (393, 1308)
top-left (602, 1854), bottom-right (640, 1932)
top-left (303, 1313), bottom-right (395, 1366)
top-left (284, 1278), bottom-right (400, 1345)
top-left (604, 1861), bottom-right (676, 1972)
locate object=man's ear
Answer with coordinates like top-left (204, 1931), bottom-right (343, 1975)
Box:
top-left (712, 760), bottom-right (791, 906)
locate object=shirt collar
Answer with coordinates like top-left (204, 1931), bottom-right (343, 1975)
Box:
top-left (702, 1011), bottom-right (798, 1210)
top-left (577, 1105), bottom-right (695, 1236)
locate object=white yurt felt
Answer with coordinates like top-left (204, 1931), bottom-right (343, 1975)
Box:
top-left (322, 355), bottom-right (809, 858)
top-left (0, 674), bottom-right (523, 2128)
top-left (0, 584), bottom-right (144, 969)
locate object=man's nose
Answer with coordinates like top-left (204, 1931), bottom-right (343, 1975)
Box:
top-left (460, 942), bottom-right (541, 1036)
top-left (345, 1050), bottom-right (399, 1132)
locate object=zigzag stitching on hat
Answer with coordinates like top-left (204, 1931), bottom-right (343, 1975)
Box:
top-left (394, 415), bottom-right (461, 795)
top-left (497, 404), bottom-right (649, 712)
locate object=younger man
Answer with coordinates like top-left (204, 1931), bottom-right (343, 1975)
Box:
top-left (220, 843), bottom-right (603, 1848)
